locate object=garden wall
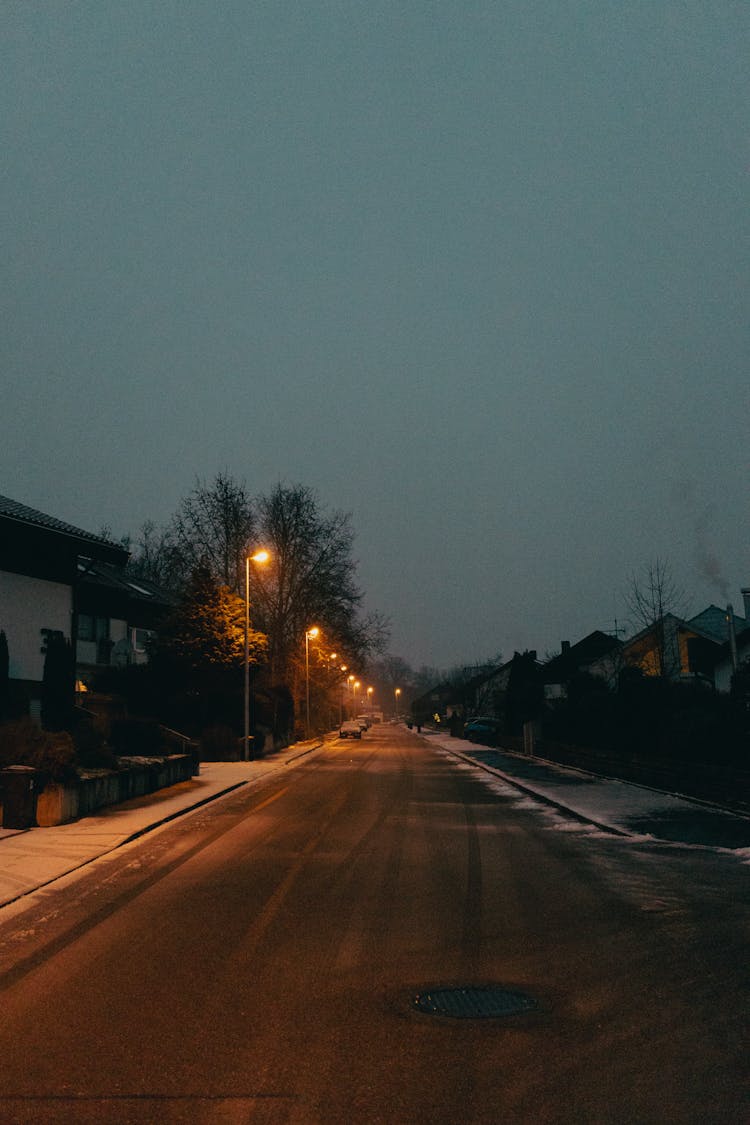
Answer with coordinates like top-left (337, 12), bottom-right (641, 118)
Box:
top-left (34, 753), bottom-right (198, 827)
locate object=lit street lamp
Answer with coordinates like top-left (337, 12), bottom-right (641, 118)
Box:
top-left (394, 687), bottom-right (402, 717)
top-left (244, 550), bottom-right (269, 761)
top-left (339, 665), bottom-right (348, 723)
top-left (305, 626), bottom-right (320, 738)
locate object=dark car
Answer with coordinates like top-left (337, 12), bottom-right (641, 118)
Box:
top-left (463, 717), bottom-right (502, 747)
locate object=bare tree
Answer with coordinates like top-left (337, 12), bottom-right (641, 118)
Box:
top-left (126, 520), bottom-right (184, 590)
top-left (625, 558), bottom-right (687, 677)
top-left (121, 477), bottom-right (387, 732)
top-left (170, 472), bottom-right (256, 594)
top-left (250, 484), bottom-right (386, 691)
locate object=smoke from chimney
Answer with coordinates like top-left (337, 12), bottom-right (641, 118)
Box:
top-left (693, 503), bottom-right (730, 601)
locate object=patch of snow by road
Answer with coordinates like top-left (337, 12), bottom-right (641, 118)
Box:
top-left (428, 732), bottom-right (750, 854)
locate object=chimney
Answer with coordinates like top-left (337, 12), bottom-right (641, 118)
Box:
top-left (727, 605), bottom-right (738, 672)
top-left (742, 587), bottom-right (750, 622)
top-left (561, 640), bottom-right (570, 654)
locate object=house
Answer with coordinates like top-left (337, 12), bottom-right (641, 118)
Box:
top-left (0, 495), bottom-right (173, 720)
top-left (700, 590), bottom-right (750, 693)
top-left (541, 630), bottom-right (624, 700)
top-left (711, 625), bottom-right (750, 694)
top-left (448, 665), bottom-right (504, 718)
top-left (409, 663), bottom-right (506, 727)
top-left (410, 681), bottom-right (455, 725)
top-left (620, 590), bottom-right (749, 690)
top-left (74, 558), bottom-right (176, 687)
top-left (460, 651), bottom-right (544, 735)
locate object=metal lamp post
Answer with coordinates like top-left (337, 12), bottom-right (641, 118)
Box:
top-left (244, 550), bottom-right (269, 761)
top-left (339, 665), bottom-right (347, 724)
top-left (305, 626), bottom-right (319, 738)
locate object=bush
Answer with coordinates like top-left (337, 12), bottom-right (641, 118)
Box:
top-left (72, 716), bottom-right (118, 771)
top-left (0, 719), bottom-right (76, 781)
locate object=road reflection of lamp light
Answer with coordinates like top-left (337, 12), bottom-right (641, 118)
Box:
top-left (305, 626), bottom-right (320, 738)
top-left (244, 550), bottom-right (270, 761)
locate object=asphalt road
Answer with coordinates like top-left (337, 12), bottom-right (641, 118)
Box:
top-left (0, 723), bottom-right (747, 1124)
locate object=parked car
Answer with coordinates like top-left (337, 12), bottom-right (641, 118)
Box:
top-left (340, 720), bottom-right (362, 739)
top-left (463, 717), bottom-right (502, 747)
top-left (355, 715), bottom-right (370, 730)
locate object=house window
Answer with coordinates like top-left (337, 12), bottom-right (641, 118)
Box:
top-left (132, 628), bottom-right (154, 653)
top-left (78, 614), bottom-right (110, 643)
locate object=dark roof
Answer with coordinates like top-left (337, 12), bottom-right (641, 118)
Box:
top-left (78, 558), bottom-right (177, 607)
top-left (0, 494), bottom-right (127, 566)
top-left (542, 630), bottom-right (622, 683)
top-left (687, 605), bottom-right (748, 644)
top-left (0, 495), bottom-right (118, 548)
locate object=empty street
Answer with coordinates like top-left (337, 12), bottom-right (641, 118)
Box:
top-left (0, 723), bottom-right (747, 1124)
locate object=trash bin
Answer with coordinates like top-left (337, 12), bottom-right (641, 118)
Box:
top-left (1, 766), bottom-right (40, 829)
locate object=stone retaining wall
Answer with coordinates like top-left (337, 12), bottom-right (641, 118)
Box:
top-left (34, 754), bottom-right (199, 827)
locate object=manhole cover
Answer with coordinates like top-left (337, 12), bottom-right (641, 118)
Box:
top-left (413, 986), bottom-right (537, 1019)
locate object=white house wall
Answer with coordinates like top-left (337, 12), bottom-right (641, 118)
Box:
top-left (0, 569), bottom-right (72, 682)
top-left (713, 637), bottom-right (750, 693)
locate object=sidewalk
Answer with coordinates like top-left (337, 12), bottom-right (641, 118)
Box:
top-left (0, 740), bottom-right (322, 912)
top-left (420, 729), bottom-right (750, 854)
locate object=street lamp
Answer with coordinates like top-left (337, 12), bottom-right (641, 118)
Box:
top-left (244, 550), bottom-right (269, 761)
top-left (394, 687), bottom-right (402, 718)
top-left (339, 665), bottom-right (348, 723)
top-left (305, 626), bottom-right (320, 738)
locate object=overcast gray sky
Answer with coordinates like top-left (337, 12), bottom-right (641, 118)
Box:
top-left (3, 1), bottom-right (748, 669)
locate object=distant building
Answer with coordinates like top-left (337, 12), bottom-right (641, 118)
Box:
top-left (541, 630), bottom-right (624, 700)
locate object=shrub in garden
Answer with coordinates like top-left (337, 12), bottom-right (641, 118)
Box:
top-left (41, 631), bottom-right (74, 731)
top-left (72, 716), bottom-right (118, 771)
top-left (0, 719), bottom-right (76, 781)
